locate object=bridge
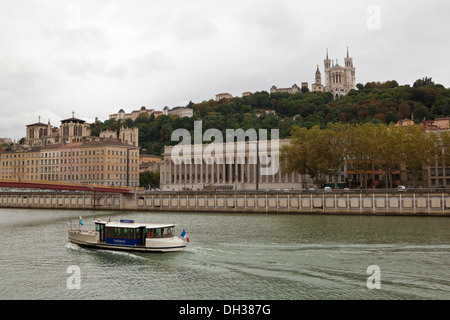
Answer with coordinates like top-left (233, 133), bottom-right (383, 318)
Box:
top-left (0, 180), bottom-right (135, 194)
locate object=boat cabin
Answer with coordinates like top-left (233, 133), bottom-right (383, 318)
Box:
top-left (94, 219), bottom-right (176, 246)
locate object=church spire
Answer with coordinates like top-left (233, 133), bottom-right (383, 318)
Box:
top-left (326, 48), bottom-right (329, 59)
top-left (347, 46), bottom-right (349, 58)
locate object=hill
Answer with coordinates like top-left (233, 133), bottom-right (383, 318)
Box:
top-left (90, 77), bottom-right (450, 156)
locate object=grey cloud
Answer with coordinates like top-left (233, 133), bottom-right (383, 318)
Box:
top-left (129, 51), bottom-right (175, 77)
top-left (1, 0), bottom-right (450, 141)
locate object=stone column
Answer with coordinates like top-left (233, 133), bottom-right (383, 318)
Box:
top-left (173, 160), bottom-right (177, 185)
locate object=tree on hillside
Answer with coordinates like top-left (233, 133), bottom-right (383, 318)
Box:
top-left (410, 87), bottom-right (439, 108)
top-left (398, 102), bottom-right (412, 119)
top-left (413, 77), bottom-right (435, 88)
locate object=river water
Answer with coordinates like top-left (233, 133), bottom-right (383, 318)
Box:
top-left (0, 208), bottom-right (448, 300)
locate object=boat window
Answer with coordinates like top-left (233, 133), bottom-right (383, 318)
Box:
top-left (143, 228), bottom-right (174, 238)
top-left (106, 227), bottom-right (139, 239)
top-left (163, 227), bottom-right (174, 237)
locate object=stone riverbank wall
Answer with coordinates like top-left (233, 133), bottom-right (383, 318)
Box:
top-left (1, 190), bottom-right (450, 216)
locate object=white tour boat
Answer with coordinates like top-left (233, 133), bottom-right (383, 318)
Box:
top-left (68, 219), bottom-right (187, 253)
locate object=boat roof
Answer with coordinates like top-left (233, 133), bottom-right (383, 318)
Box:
top-left (96, 219), bottom-right (175, 229)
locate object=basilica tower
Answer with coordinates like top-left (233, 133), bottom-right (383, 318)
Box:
top-left (312, 65), bottom-right (324, 92)
top-left (324, 49), bottom-right (332, 89)
top-left (323, 48), bottom-right (356, 99)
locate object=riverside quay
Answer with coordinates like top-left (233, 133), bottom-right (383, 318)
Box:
top-left (0, 189), bottom-right (449, 216)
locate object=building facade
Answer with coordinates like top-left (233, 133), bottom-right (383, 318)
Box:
top-left (60, 116), bottom-right (92, 144)
top-left (24, 113), bottom-right (92, 147)
top-left (270, 84), bottom-right (300, 94)
top-left (79, 141), bottom-right (140, 187)
top-left (26, 119), bottom-right (54, 147)
top-left (1, 140), bottom-right (140, 187)
top-left (215, 93), bottom-right (233, 101)
top-left (169, 107), bottom-right (194, 118)
top-left (59, 143), bottom-right (82, 183)
top-left (324, 48), bottom-right (356, 99)
top-left (40, 144), bottom-right (62, 181)
top-left (311, 65), bottom-right (325, 92)
top-left (162, 106), bottom-right (194, 118)
top-left (0, 149), bottom-right (41, 181)
top-left (140, 154), bottom-right (163, 173)
top-left (159, 139), bottom-right (345, 191)
top-left (109, 106), bottom-right (157, 121)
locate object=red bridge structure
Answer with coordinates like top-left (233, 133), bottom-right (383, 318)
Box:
top-left (0, 180), bottom-right (135, 194)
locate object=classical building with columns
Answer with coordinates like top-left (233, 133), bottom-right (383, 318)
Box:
top-left (159, 139), bottom-right (346, 191)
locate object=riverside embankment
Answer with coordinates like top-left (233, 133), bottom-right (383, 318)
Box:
top-left (1, 189), bottom-right (450, 216)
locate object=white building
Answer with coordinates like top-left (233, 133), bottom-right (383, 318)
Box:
top-left (163, 106), bottom-right (194, 118)
top-left (215, 93), bottom-right (233, 101)
top-left (270, 84), bottom-right (300, 94)
top-left (109, 106), bottom-right (156, 121)
top-left (159, 139), bottom-right (346, 191)
top-left (324, 48), bottom-right (356, 99)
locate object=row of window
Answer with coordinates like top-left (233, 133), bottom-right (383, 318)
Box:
top-left (103, 227), bottom-right (173, 239)
top-left (430, 168), bottom-right (450, 177)
top-left (1, 149), bottom-right (138, 158)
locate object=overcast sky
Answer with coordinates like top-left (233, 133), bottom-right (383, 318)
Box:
top-left (1, 0), bottom-right (449, 140)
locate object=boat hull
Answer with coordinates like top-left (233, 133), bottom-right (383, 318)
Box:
top-left (68, 230), bottom-right (186, 253)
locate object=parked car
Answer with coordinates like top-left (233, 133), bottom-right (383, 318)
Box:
top-left (324, 187), bottom-right (332, 193)
top-left (397, 185), bottom-right (406, 192)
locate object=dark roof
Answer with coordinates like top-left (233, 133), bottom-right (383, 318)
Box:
top-left (26, 122), bottom-right (48, 127)
top-left (41, 143), bottom-right (63, 150)
top-left (80, 140), bottom-right (138, 149)
top-left (60, 117), bottom-right (86, 124)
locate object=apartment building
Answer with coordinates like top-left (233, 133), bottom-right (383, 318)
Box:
top-left (59, 142), bottom-right (82, 183)
top-left (40, 144), bottom-right (62, 181)
top-left (79, 141), bottom-right (140, 187)
top-left (0, 149), bottom-right (41, 181)
top-left (0, 141), bottom-right (140, 187)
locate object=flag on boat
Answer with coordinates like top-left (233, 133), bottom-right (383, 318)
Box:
top-left (79, 217), bottom-right (84, 226)
top-left (180, 229), bottom-right (189, 243)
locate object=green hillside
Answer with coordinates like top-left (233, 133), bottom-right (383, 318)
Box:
top-left (90, 77), bottom-right (450, 156)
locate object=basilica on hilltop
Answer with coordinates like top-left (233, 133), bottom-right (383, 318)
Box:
top-left (271, 48), bottom-right (356, 99)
